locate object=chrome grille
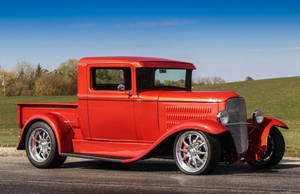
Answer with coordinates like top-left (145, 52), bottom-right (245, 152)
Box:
top-left (226, 98), bottom-right (248, 153)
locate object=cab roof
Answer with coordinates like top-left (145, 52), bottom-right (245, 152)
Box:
top-left (78, 56), bottom-right (196, 69)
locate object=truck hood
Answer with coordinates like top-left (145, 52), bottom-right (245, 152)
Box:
top-left (138, 90), bottom-right (240, 103)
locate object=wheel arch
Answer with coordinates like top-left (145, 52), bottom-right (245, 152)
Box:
top-left (257, 116), bottom-right (288, 148)
top-left (122, 120), bottom-right (227, 163)
top-left (17, 113), bottom-right (73, 154)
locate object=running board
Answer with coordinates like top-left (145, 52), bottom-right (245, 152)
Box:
top-left (61, 153), bottom-right (129, 163)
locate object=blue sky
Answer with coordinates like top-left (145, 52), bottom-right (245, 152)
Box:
top-left (0, 0), bottom-right (299, 82)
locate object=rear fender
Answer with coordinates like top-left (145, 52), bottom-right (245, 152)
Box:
top-left (247, 116), bottom-right (288, 160)
top-left (122, 120), bottom-right (227, 163)
top-left (17, 113), bottom-right (73, 154)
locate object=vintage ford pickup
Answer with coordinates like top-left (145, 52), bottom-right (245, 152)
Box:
top-left (16, 57), bottom-right (288, 175)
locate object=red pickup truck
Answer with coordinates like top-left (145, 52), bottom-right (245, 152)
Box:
top-left (16, 57), bottom-right (288, 175)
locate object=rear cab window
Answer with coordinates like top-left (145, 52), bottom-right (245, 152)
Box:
top-left (91, 68), bottom-right (131, 91)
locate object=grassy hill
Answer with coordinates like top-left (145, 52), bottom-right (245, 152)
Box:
top-left (0, 76), bottom-right (299, 156)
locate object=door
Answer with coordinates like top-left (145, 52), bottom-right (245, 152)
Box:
top-left (87, 65), bottom-right (137, 141)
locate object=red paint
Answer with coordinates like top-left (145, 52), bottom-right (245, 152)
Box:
top-left (247, 116), bottom-right (288, 161)
top-left (16, 57), bottom-right (288, 163)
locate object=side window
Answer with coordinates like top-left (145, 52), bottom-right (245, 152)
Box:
top-left (91, 68), bottom-right (131, 90)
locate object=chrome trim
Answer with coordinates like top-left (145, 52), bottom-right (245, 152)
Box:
top-left (252, 109), bottom-right (264, 124)
top-left (117, 84), bottom-right (125, 91)
top-left (226, 97), bottom-right (248, 153)
top-left (217, 110), bottom-right (229, 125)
top-left (225, 122), bottom-right (250, 126)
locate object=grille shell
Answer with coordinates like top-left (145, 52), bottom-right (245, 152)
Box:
top-left (226, 97), bottom-right (248, 153)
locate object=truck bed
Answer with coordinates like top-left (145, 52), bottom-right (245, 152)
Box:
top-left (16, 102), bottom-right (79, 130)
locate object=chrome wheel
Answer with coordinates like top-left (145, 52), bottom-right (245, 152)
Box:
top-left (28, 128), bottom-right (52, 163)
top-left (175, 131), bottom-right (208, 173)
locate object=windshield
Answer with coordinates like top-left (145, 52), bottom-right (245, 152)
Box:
top-left (136, 68), bottom-right (192, 91)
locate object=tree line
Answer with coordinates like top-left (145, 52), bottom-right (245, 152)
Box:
top-left (0, 59), bottom-right (226, 96)
top-left (0, 59), bottom-right (77, 96)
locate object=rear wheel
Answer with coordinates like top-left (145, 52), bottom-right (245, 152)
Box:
top-left (248, 127), bottom-right (285, 168)
top-left (25, 121), bottom-right (66, 168)
top-left (173, 130), bottom-right (220, 175)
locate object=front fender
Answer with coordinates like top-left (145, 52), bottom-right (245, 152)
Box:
top-left (122, 119), bottom-right (227, 163)
top-left (250, 116), bottom-right (288, 147)
top-left (17, 113), bottom-right (73, 154)
top-left (260, 116), bottom-right (288, 146)
top-left (167, 119), bottom-right (228, 135)
top-left (247, 116), bottom-right (288, 160)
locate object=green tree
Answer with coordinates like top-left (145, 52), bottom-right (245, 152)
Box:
top-left (95, 69), bottom-right (123, 84)
top-left (35, 64), bottom-right (42, 78)
top-left (55, 59), bottom-right (78, 95)
top-left (14, 61), bottom-right (36, 95)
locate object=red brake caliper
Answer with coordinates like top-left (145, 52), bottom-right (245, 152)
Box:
top-left (31, 136), bottom-right (38, 156)
top-left (182, 144), bottom-right (188, 161)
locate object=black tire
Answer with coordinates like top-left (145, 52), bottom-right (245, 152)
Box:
top-left (173, 130), bottom-right (221, 175)
top-left (248, 127), bottom-right (285, 168)
top-left (25, 121), bottom-right (67, 168)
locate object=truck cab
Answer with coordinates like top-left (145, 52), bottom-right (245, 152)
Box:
top-left (16, 57), bottom-right (288, 175)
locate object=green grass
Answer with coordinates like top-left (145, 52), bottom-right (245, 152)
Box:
top-left (0, 76), bottom-right (299, 156)
top-left (194, 76), bottom-right (300, 157)
top-left (0, 96), bottom-right (77, 147)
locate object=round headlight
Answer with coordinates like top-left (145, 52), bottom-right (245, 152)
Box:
top-left (252, 109), bottom-right (264, 124)
top-left (217, 110), bottom-right (229, 125)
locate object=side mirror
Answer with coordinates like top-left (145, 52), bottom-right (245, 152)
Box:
top-left (117, 84), bottom-right (125, 91)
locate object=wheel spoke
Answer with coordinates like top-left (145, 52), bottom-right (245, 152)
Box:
top-left (42, 150), bottom-right (46, 159)
top-left (183, 139), bottom-right (189, 147)
top-left (193, 136), bottom-right (199, 144)
top-left (187, 157), bottom-right (192, 167)
top-left (197, 142), bottom-right (205, 149)
top-left (31, 135), bottom-right (40, 143)
top-left (188, 134), bottom-right (192, 145)
top-left (38, 148), bottom-right (42, 154)
top-left (196, 155), bottom-right (204, 163)
top-left (197, 151), bottom-right (206, 155)
top-left (182, 154), bottom-right (188, 160)
top-left (192, 158), bottom-right (197, 166)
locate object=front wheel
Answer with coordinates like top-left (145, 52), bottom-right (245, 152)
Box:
top-left (173, 130), bottom-right (220, 175)
top-left (25, 121), bottom-right (66, 168)
top-left (248, 127), bottom-right (285, 168)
